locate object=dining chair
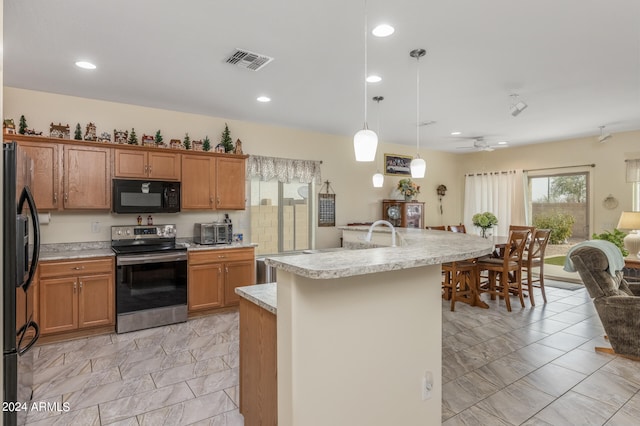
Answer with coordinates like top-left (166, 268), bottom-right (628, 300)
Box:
top-left (521, 229), bottom-right (552, 305)
top-left (426, 226), bottom-right (446, 230)
top-left (448, 224), bottom-right (466, 233)
top-left (442, 259), bottom-right (476, 311)
top-left (476, 229), bottom-right (530, 311)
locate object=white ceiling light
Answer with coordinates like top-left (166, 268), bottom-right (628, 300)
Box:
top-left (353, 0), bottom-right (378, 162)
top-left (410, 48), bottom-right (426, 179)
top-left (598, 125), bottom-right (612, 143)
top-left (509, 93), bottom-right (528, 117)
top-left (497, 141), bottom-right (507, 145)
top-left (450, 131), bottom-right (461, 136)
top-left (366, 75), bottom-right (382, 83)
top-left (256, 96), bottom-right (271, 103)
top-left (75, 61), bottom-right (96, 70)
top-left (372, 24), bottom-right (394, 37)
top-left (372, 96), bottom-right (385, 188)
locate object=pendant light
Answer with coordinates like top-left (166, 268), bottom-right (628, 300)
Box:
top-left (372, 96), bottom-right (384, 187)
top-left (353, 0), bottom-right (378, 162)
top-left (410, 48), bottom-right (426, 178)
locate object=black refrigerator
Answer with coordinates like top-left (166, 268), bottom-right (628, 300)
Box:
top-left (3, 141), bottom-right (41, 426)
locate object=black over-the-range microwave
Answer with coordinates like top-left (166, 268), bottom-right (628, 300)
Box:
top-left (112, 179), bottom-right (181, 213)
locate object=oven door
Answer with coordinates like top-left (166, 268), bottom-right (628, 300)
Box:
top-left (116, 251), bottom-right (187, 314)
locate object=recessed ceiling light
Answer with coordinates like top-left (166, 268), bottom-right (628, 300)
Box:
top-left (366, 75), bottom-right (382, 83)
top-left (497, 141), bottom-right (508, 145)
top-left (75, 61), bottom-right (96, 70)
top-left (372, 24), bottom-right (395, 37)
top-left (450, 131), bottom-right (461, 136)
top-left (256, 96), bottom-right (271, 103)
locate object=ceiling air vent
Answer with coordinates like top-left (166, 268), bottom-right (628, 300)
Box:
top-left (225, 48), bottom-right (274, 71)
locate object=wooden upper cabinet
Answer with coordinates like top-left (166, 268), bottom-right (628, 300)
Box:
top-left (216, 157), bottom-right (246, 209)
top-left (114, 149), bottom-right (180, 180)
top-left (63, 144), bottom-right (111, 209)
top-left (181, 154), bottom-right (216, 210)
top-left (16, 140), bottom-right (60, 210)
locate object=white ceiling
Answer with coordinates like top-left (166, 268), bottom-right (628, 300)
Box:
top-left (5, 0), bottom-right (640, 152)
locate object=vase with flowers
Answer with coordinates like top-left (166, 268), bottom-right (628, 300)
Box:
top-left (397, 178), bottom-right (420, 201)
top-left (472, 212), bottom-right (498, 238)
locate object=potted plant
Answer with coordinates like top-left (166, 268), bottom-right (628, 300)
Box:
top-left (472, 212), bottom-right (498, 238)
top-left (397, 179), bottom-right (420, 201)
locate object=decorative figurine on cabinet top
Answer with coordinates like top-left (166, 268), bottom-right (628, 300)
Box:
top-left (84, 122), bottom-right (97, 141)
top-left (154, 130), bottom-right (164, 147)
top-left (202, 135), bottom-right (211, 152)
top-left (192, 139), bottom-right (203, 151)
top-left (50, 123), bottom-right (71, 139)
top-left (141, 134), bottom-right (155, 146)
top-left (3, 119), bottom-right (16, 135)
top-left (234, 138), bottom-right (243, 155)
top-left (97, 131), bottom-right (112, 143)
top-left (128, 128), bottom-right (138, 145)
top-left (114, 129), bottom-right (128, 144)
top-left (169, 139), bottom-right (182, 149)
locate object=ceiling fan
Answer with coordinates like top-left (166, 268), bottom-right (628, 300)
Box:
top-left (455, 137), bottom-right (507, 152)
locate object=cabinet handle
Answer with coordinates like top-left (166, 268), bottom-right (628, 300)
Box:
top-left (216, 197), bottom-right (220, 205)
top-left (218, 255), bottom-right (226, 259)
top-left (225, 267), bottom-right (229, 273)
top-left (79, 281), bottom-right (83, 290)
top-left (144, 165), bottom-right (148, 174)
top-left (148, 165), bottom-right (152, 174)
top-left (72, 266), bottom-right (85, 270)
top-left (73, 282), bottom-right (77, 293)
top-left (53, 193), bottom-right (58, 204)
top-left (210, 197), bottom-right (214, 204)
top-left (64, 193), bottom-right (68, 202)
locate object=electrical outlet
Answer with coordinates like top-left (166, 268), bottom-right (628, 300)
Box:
top-left (421, 371), bottom-right (433, 400)
top-left (91, 222), bottom-right (100, 233)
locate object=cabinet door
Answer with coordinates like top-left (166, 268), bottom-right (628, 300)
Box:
top-left (63, 145), bottom-right (111, 209)
top-left (216, 157), bottom-right (246, 210)
top-left (39, 277), bottom-right (78, 334)
top-left (114, 149), bottom-right (148, 178)
top-left (181, 155), bottom-right (215, 210)
top-left (148, 152), bottom-right (181, 180)
top-left (18, 141), bottom-right (60, 210)
top-left (224, 260), bottom-right (256, 306)
top-left (188, 263), bottom-right (224, 311)
top-left (78, 273), bottom-right (114, 328)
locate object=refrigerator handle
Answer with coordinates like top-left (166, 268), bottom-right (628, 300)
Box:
top-left (17, 317), bottom-right (40, 356)
top-left (18, 186), bottom-right (40, 292)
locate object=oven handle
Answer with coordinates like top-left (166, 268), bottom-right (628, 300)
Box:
top-left (117, 252), bottom-right (187, 266)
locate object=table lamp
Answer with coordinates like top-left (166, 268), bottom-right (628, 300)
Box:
top-left (617, 211), bottom-right (640, 258)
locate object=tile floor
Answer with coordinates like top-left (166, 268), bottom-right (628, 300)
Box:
top-left (26, 281), bottom-right (639, 425)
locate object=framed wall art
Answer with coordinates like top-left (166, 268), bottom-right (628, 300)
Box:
top-left (384, 153), bottom-right (412, 176)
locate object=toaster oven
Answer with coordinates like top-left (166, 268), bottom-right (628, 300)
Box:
top-left (194, 222), bottom-right (232, 245)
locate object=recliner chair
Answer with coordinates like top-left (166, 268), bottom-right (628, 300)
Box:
top-left (569, 246), bottom-right (640, 359)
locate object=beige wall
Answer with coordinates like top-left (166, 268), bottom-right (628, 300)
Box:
top-left (456, 131), bottom-right (640, 234)
top-left (3, 87), bottom-right (463, 248)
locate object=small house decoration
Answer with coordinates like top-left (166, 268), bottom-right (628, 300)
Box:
top-left (234, 138), bottom-right (243, 155)
top-left (141, 134), bottom-right (155, 146)
top-left (97, 131), bottom-right (111, 143)
top-left (19, 115), bottom-right (27, 134)
top-left (183, 133), bottom-right (191, 150)
top-left (169, 139), bottom-right (182, 149)
top-left (202, 135), bottom-right (211, 152)
top-left (50, 123), bottom-right (71, 139)
top-left (74, 123), bottom-right (82, 140)
top-left (114, 129), bottom-right (128, 144)
top-left (128, 128), bottom-right (138, 145)
top-left (3, 119), bottom-right (16, 135)
top-left (192, 139), bottom-right (203, 151)
top-left (154, 130), bottom-right (163, 146)
top-left (84, 122), bottom-right (97, 141)
top-left (220, 123), bottom-right (234, 152)
top-left (215, 143), bottom-right (225, 153)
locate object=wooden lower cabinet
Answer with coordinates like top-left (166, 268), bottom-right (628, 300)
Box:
top-left (38, 258), bottom-right (114, 335)
top-left (188, 247), bottom-right (255, 313)
top-left (239, 298), bottom-right (277, 425)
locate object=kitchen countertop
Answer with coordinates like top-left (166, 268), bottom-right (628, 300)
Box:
top-left (235, 283), bottom-right (277, 314)
top-left (264, 226), bottom-right (494, 280)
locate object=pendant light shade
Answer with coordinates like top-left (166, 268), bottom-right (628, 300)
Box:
top-left (372, 171), bottom-right (384, 187)
top-left (354, 129), bottom-right (378, 161)
top-left (410, 48), bottom-right (426, 178)
top-left (353, 0), bottom-right (377, 162)
top-left (410, 157), bottom-right (426, 178)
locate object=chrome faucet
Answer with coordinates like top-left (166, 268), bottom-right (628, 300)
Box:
top-left (365, 220), bottom-right (397, 247)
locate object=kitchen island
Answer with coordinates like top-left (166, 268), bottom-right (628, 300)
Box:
top-left (238, 227), bottom-right (493, 426)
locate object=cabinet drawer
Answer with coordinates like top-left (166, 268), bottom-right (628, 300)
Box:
top-left (189, 248), bottom-right (254, 265)
top-left (40, 258), bottom-right (114, 278)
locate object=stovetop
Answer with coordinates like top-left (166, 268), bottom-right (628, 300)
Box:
top-left (111, 224), bottom-right (183, 255)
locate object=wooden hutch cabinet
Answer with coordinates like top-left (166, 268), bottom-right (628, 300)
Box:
top-left (382, 199), bottom-right (425, 228)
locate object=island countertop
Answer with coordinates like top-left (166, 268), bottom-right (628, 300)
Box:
top-left (264, 226), bottom-right (494, 279)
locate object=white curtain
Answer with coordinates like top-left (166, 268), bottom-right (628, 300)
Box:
top-left (626, 159), bottom-right (640, 183)
top-left (247, 155), bottom-right (321, 184)
top-left (463, 170), bottom-right (521, 237)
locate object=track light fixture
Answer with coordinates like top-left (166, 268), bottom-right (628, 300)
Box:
top-left (509, 93), bottom-right (528, 117)
top-left (598, 125), bottom-right (612, 143)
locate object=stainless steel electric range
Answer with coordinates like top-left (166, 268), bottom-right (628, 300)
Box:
top-left (111, 224), bottom-right (187, 333)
